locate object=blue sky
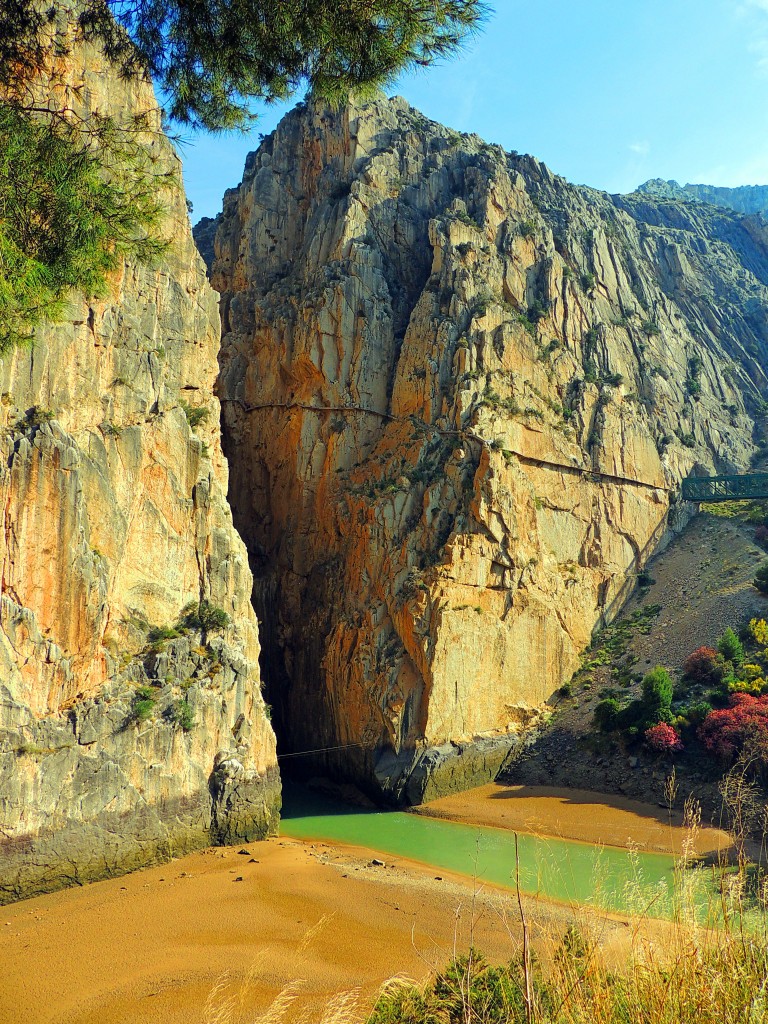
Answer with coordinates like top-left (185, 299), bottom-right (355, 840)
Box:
top-left (181, 0), bottom-right (768, 220)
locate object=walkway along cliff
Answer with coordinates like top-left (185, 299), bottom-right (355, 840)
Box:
top-left (0, 23), bottom-right (279, 903)
top-left (207, 97), bottom-right (768, 804)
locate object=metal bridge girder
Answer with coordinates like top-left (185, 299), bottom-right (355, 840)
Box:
top-left (681, 473), bottom-right (768, 503)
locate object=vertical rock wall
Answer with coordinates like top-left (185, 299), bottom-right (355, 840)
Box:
top-left (0, 21), bottom-right (279, 903)
top-left (212, 98), bottom-right (767, 803)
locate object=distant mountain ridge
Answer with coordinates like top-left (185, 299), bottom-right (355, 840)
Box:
top-left (635, 178), bottom-right (768, 217)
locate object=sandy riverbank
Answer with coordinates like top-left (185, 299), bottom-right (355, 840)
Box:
top-left (0, 784), bottom-right (721, 1024)
top-left (412, 783), bottom-right (733, 856)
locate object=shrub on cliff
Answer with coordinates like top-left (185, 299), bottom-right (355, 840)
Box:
top-left (718, 627), bottom-right (744, 666)
top-left (639, 665), bottom-right (674, 726)
top-left (167, 698), bottom-right (196, 732)
top-left (179, 600), bottom-right (230, 637)
top-left (132, 685), bottom-right (156, 723)
top-left (682, 646), bottom-right (722, 686)
top-left (644, 721), bottom-right (683, 754)
top-left (755, 561), bottom-right (768, 594)
top-left (0, 102), bottom-right (167, 350)
top-left (698, 692), bottom-right (768, 765)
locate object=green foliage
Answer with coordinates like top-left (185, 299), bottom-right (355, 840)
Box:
top-left (456, 209), bottom-right (481, 229)
top-left (754, 560), bottom-right (768, 594)
top-left (180, 400), bottom-right (210, 430)
top-left (686, 354), bottom-right (703, 399)
top-left (749, 617), bottom-right (768, 645)
top-left (718, 627), bottom-right (744, 666)
top-left (0, 102), bottom-right (167, 350)
top-left (74, 0), bottom-right (489, 131)
top-left (132, 685), bottom-right (156, 723)
top-left (580, 271), bottom-right (596, 291)
top-left (147, 625), bottom-right (181, 651)
top-left (168, 697), bottom-right (196, 732)
top-left (640, 665), bottom-right (674, 725)
top-left (369, 951), bottom-right (528, 1024)
top-left (180, 600), bottom-right (230, 636)
top-left (4, 0), bottom-right (486, 343)
top-left (13, 406), bottom-right (54, 431)
top-left (641, 319), bottom-right (661, 337)
top-left (594, 696), bottom-right (621, 730)
top-left (365, 927), bottom-right (768, 1024)
top-left (527, 298), bottom-right (549, 323)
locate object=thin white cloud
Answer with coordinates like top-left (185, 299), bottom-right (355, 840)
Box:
top-left (736, 0), bottom-right (768, 73)
top-left (749, 37), bottom-right (768, 74)
top-left (629, 141), bottom-right (650, 157)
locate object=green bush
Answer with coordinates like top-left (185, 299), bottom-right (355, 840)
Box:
top-left (527, 298), bottom-right (549, 323)
top-left (168, 698), bottom-right (195, 732)
top-left (754, 561), bottom-right (768, 594)
top-left (594, 697), bottom-right (621, 730)
top-left (146, 625), bottom-right (181, 651)
top-left (369, 951), bottom-right (528, 1024)
top-left (640, 319), bottom-right (661, 337)
top-left (132, 685), bottom-right (156, 723)
top-left (0, 101), bottom-right (166, 349)
top-left (718, 627), bottom-right (744, 666)
top-left (640, 665), bottom-right (674, 726)
top-left (179, 599), bottom-right (230, 636)
top-left (180, 399), bottom-right (209, 429)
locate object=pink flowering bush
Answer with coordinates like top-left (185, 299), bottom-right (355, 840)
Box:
top-left (697, 693), bottom-right (768, 762)
top-left (644, 721), bottom-right (683, 754)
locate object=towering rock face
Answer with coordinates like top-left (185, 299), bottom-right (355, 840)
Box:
top-left (0, 26), bottom-right (279, 903)
top-left (211, 97), bottom-right (768, 804)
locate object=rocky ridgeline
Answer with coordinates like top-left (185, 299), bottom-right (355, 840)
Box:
top-left (205, 97), bottom-right (768, 804)
top-left (636, 178), bottom-right (768, 218)
top-left (0, 29), bottom-right (279, 903)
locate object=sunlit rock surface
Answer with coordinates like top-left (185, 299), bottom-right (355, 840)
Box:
top-left (210, 98), bottom-right (767, 803)
top-left (0, 22), bottom-right (279, 903)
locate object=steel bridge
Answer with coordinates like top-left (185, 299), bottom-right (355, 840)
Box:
top-left (681, 473), bottom-right (768, 503)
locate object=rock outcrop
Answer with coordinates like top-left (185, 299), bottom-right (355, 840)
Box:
top-left (209, 98), bottom-right (768, 804)
top-left (636, 178), bottom-right (768, 218)
top-left (0, 22), bottom-right (279, 903)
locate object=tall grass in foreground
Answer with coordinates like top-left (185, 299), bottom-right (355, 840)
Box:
top-left (206, 780), bottom-right (768, 1024)
top-left (205, 912), bottom-right (768, 1024)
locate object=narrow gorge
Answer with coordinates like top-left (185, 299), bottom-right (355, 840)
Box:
top-left (5, 49), bottom-right (768, 903)
top-left (204, 97), bottom-right (768, 804)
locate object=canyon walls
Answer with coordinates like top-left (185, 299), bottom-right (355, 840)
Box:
top-left (210, 97), bottom-right (768, 803)
top-left (0, 22), bottom-right (279, 902)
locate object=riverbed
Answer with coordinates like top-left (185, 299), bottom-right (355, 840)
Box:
top-left (0, 783), bottom-right (733, 1024)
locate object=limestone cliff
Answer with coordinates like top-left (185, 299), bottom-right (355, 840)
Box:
top-left (210, 97), bottom-right (768, 804)
top-left (0, 22), bottom-right (279, 903)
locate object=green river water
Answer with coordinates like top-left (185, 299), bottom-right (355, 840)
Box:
top-left (281, 785), bottom-right (688, 918)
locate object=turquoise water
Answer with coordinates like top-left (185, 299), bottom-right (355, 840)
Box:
top-left (281, 785), bottom-right (681, 918)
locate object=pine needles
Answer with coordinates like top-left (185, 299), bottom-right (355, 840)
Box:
top-left (0, 101), bottom-right (169, 350)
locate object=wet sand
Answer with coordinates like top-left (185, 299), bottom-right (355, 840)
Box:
top-left (0, 784), bottom-right (719, 1024)
top-left (413, 783), bottom-right (733, 856)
